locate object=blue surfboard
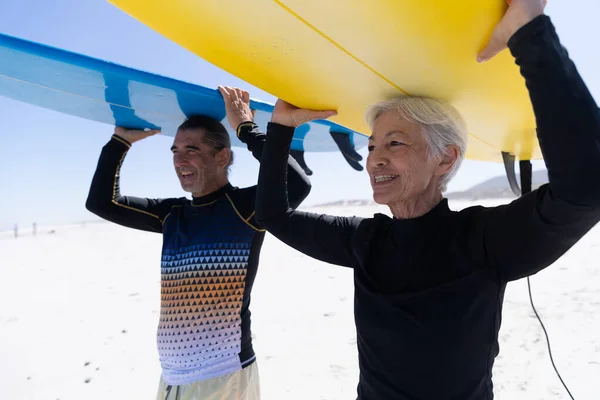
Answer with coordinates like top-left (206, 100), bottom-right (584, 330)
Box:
top-left (0, 32), bottom-right (367, 173)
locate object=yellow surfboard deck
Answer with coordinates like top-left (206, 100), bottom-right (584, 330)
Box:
top-left (108, 0), bottom-right (540, 162)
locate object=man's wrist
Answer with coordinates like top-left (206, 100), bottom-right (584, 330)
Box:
top-left (236, 121), bottom-right (258, 141)
top-left (112, 134), bottom-right (132, 148)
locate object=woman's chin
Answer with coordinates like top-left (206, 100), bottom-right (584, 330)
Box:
top-left (372, 191), bottom-right (392, 206)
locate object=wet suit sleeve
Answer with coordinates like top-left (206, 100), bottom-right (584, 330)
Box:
top-left (85, 135), bottom-right (177, 233)
top-left (469, 15), bottom-right (600, 282)
top-left (236, 121), bottom-right (310, 209)
top-left (254, 123), bottom-right (364, 268)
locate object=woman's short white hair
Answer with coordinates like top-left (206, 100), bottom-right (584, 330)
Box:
top-left (365, 96), bottom-right (468, 192)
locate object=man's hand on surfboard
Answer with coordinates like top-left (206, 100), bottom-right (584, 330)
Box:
top-left (477, 0), bottom-right (546, 63)
top-left (218, 86), bottom-right (255, 130)
top-left (271, 99), bottom-right (337, 128)
top-left (113, 127), bottom-right (160, 144)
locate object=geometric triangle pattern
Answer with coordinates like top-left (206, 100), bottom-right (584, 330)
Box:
top-left (156, 196), bottom-right (259, 386)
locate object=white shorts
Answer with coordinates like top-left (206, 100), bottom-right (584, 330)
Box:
top-left (156, 362), bottom-right (261, 400)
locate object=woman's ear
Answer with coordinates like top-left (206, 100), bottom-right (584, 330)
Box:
top-left (436, 145), bottom-right (459, 176)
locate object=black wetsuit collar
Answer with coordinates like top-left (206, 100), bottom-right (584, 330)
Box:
top-left (191, 183), bottom-right (234, 206)
top-left (391, 198), bottom-right (451, 221)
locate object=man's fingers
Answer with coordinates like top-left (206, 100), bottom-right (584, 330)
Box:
top-left (228, 87), bottom-right (241, 102)
top-left (241, 90), bottom-right (250, 104)
top-left (218, 85), bottom-right (231, 99)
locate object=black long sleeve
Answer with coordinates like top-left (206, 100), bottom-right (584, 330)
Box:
top-left (256, 16), bottom-right (600, 279)
top-left (256, 123), bottom-right (364, 267)
top-left (469, 15), bottom-right (600, 282)
top-left (510, 16), bottom-right (600, 205)
top-left (86, 122), bottom-right (311, 232)
top-left (85, 135), bottom-right (180, 232)
top-left (237, 122), bottom-right (310, 209)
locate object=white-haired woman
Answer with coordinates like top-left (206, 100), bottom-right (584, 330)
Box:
top-left (256, 1), bottom-right (600, 399)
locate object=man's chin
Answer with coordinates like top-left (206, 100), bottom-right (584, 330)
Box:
top-left (179, 183), bottom-right (195, 193)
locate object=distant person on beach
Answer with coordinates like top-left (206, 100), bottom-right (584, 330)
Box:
top-left (253, 1), bottom-right (600, 399)
top-left (85, 86), bottom-right (311, 400)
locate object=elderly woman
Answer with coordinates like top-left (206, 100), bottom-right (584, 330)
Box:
top-left (255, 1), bottom-right (600, 399)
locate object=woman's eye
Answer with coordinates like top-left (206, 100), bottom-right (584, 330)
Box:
top-left (390, 141), bottom-right (404, 146)
top-left (367, 145), bottom-right (375, 152)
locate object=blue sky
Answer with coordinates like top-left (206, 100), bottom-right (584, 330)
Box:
top-left (1, 0), bottom-right (598, 231)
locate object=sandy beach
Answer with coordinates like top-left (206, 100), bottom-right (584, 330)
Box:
top-left (1, 198), bottom-right (598, 399)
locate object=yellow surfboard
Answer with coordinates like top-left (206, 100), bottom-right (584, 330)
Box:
top-left (108, 0), bottom-right (539, 163)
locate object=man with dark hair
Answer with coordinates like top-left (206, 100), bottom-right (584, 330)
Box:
top-left (177, 114), bottom-right (236, 170)
top-left (85, 86), bottom-right (311, 399)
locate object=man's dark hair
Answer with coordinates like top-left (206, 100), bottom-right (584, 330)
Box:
top-left (178, 115), bottom-right (234, 168)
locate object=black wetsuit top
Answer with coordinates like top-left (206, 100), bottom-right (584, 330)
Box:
top-left (85, 122), bottom-right (310, 385)
top-left (255, 16), bottom-right (600, 399)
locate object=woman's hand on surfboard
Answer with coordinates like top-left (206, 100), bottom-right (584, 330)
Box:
top-left (477, 0), bottom-right (546, 63)
top-left (113, 127), bottom-right (160, 144)
top-left (218, 86), bottom-right (255, 130)
top-left (271, 99), bottom-right (337, 128)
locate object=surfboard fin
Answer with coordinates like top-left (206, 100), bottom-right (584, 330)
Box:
top-left (290, 149), bottom-right (313, 176)
top-left (289, 132), bottom-right (364, 176)
top-left (330, 131), bottom-right (364, 172)
top-left (502, 151), bottom-right (532, 196)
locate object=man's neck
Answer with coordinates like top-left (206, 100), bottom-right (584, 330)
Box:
top-left (192, 178), bottom-right (230, 198)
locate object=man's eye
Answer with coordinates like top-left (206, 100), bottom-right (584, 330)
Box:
top-left (390, 141), bottom-right (404, 146)
top-left (367, 145), bottom-right (375, 152)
